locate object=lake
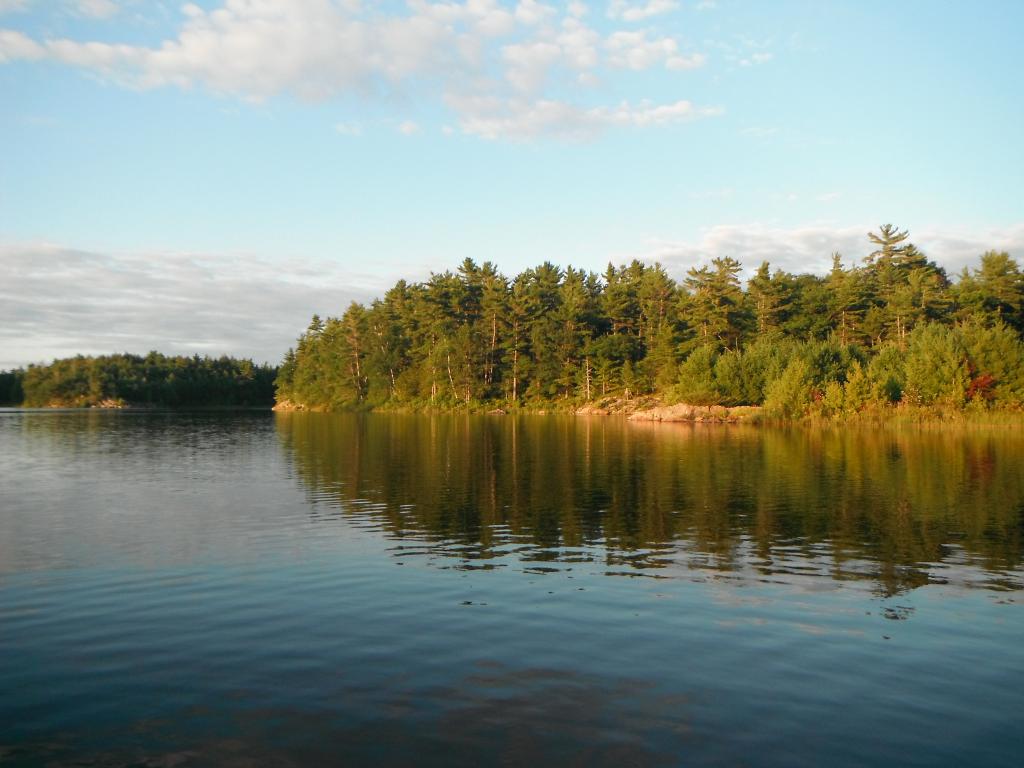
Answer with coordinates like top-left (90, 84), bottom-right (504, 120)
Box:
top-left (1, 410), bottom-right (1022, 766)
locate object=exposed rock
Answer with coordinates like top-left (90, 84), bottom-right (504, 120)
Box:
top-left (628, 403), bottom-right (761, 423)
top-left (575, 395), bottom-right (661, 416)
top-left (91, 398), bottom-right (127, 409)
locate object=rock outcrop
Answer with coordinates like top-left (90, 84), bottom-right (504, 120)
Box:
top-left (627, 403), bottom-right (761, 423)
top-left (575, 395), bottom-right (661, 416)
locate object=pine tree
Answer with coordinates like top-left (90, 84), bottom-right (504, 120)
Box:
top-left (826, 253), bottom-right (868, 345)
top-left (747, 261), bottom-right (790, 337)
top-left (683, 257), bottom-right (748, 350)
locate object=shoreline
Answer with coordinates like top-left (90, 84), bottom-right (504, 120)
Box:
top-left (271, 397), bottom-right (1024, 427)
top-left (1, 404), bottom-right (274, 412)
top-left (12, 398), bottom-right (1021, 427)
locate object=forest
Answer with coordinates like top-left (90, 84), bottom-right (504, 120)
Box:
top-left (0, 352), bottom-right (277, 408)
top-left (275, 225), bottom-right (1024, 417)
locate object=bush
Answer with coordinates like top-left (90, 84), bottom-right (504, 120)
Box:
top-left (714, 351), bottom-right (747, 406)
top-left (867, 344), bottom-right (905, 403)
top-left (675, 345), bottom-right (720, 404)
top-left (764, 358), bottom-right (813, 417)
top-left (958, 321), bottom-right (1024, 407)
top-left (821, 380), bottom-right (845, 417)
top-left (843, 361), bottom-right (876, 412)
top-left (903, 324), bottom-right (969, 407)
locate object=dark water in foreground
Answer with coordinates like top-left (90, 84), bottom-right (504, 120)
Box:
top-left (1, 411), bottom-right (1022, 767)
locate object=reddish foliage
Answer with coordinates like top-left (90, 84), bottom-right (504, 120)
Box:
top-left (967, 373), bottom-right (996, 401)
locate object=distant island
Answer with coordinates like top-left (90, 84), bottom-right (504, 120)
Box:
top-left (274, 225), bottom-right (1024, 421)
top-left (0, 352), bottom-right (276, 409)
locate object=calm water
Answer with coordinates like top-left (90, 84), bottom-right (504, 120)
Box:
top-left (1, 411), bottom-right (1022, 767)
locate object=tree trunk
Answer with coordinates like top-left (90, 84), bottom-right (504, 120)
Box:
top-left (486, 313), bottom-right (497, 386)
top-left (446, 350), bottom-right (459, 399)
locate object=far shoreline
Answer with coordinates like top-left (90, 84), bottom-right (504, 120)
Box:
top-left (271, 397), bottom-right (1024, 428)
top-left (6, 397), bottom-right (1023, 428)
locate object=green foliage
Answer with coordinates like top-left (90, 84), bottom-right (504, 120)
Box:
top-left (0, 369), bottom-right (24, 406)
top-left (821, 380), bottom-right (846, 417)
top-left (958, 321), bottom-right (1024, 407)
top-left (902, 324), bottom-right (969, 407)
top-left (866, 344), bottom-right (906, 403)
top-left (713, 351), bottom-right (747, 406)
top-left (798, 338), bottom-right (863, 389)
top-left (674, 345), bottom-right (719, 405)
top-left (277, 228), bottom-right (1024, 417)
top-left (13, 353), bottom-right (275, 408)
top-left (843, 361), bottom-right (876, 412)
top-left (954, 251), bottom-right (1024, 331)
top-left (681, 256), bottom-right (750, 351)
top-left (764, 359), bottom-right (814, 418)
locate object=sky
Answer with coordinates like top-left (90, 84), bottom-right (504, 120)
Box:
top-left (1, 0), bottom-right (1022, 369)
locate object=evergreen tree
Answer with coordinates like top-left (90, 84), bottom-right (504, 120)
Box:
top-left (682, 257), bottom-right (748, 350)
top-left (747, 261), bottom-right (790, 338)
top-left (273, 230), bottom-right (1024, 417)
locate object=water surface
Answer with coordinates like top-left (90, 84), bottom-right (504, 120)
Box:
top-left (1, 411), bottom-right (1021, 766)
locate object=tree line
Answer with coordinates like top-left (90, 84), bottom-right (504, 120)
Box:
top-left (276, 225), bottom-right (1024, 416)
top-left (0, 352), bottom-right (277, 408)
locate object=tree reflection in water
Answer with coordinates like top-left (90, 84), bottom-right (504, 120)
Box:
top-left (277, 414), bottom-right (1024, 597)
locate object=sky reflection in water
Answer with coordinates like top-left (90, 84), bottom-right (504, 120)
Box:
top-left (0, 411), bottom-right (1021, 767)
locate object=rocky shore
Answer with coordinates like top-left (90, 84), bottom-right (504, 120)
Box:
top-left (625, 402), bottom-right (762, 423)
top-left (273, 395), bottom-right (760, 422)
top-left (573, 396), bottom-right (760, 422)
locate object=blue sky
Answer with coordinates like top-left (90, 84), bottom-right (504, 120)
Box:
top-left (1, 0), bottom-right (1022, 367)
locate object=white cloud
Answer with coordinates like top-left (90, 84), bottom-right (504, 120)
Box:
top-left (567, 1), bottom-right (588, 18)
top-left (0, 29), bottom-right (44, 61)
top-left (450, 94), bottom-right (721, 139)
top-left (606, 30), bottom-right (705, 71)
top-left (635, 222), bottom-right (1024, 281)
top-left (607, 0), bottom-right (678, 22)
top-left (0, 0), bottom-right (715, 140)
top-left (71, 0), bottom-right (119, 19)
top-left (0, 243), bottom-right (383, 370)
top-left (397, 119), bottom-right (420, 135)
top-left (5, 1), bottom-right (462, 99)
top-left (555, 16), bottom-right (601, 70)
top-left (0, 0), bottom-right (28, 14)
top-left (708, 34), bottom-right (773, 69)
top-left (6, 224), bottom-right (1021, 369)
top-left (613, 98), bottom-right (721, 126)
top-left (502, 39), bottom-right (562, 91)
top-left (514, 0), bottom-right (557, 26)
top-left (334, 121), bottom-right (362, 136)
top-left (493, 16), bottom-right (605, 93)
top-left (914, 224), bottom-right (1024, 275)
top-left (739, 51), bottom-right (773, 67)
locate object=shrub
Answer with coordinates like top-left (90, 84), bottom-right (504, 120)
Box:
top-left (903, 324), bottom-right (969, 407)
top-left (675, 345), bottom-right (720, 405)
top-left (764, 358), bottom-right (813, 417)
